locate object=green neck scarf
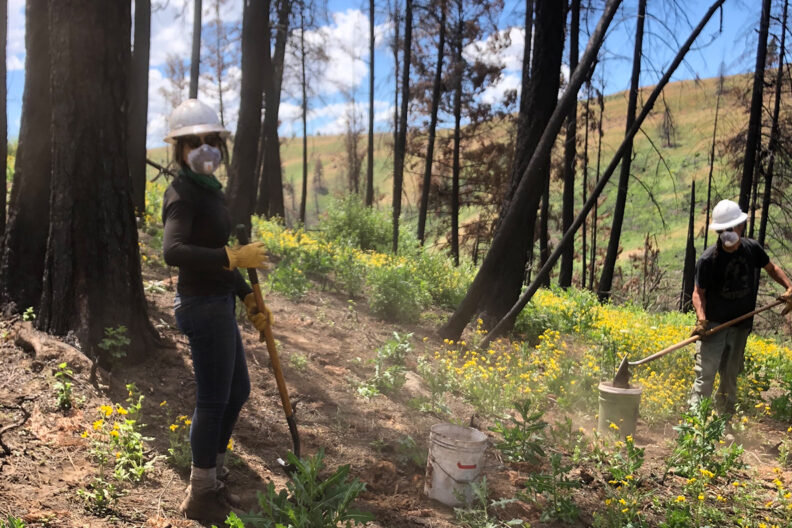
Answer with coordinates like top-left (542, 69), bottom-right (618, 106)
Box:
top-left (180, 166), bottom-right (222, 192)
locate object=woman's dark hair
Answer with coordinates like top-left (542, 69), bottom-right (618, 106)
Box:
top-left (173, 135), bottom-right (229, 169)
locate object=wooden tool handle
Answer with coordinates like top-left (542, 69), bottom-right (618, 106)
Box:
top-left (630, 299), bottom-right (784, 366)
top-left (236, 226), bottom-right (294, 420)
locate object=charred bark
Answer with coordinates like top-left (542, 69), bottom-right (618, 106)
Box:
top-left (681, 180), bottom-right (696, 312)
top-left (227, 0), bottom-right (267, 230)
top-left (1, 0), bottom-right (51, 313)
top-left (559, 0), bottom-right (580, 288)
top-left (417, 0), bottom-right (446, 244)
top-left (128, 0), bottom-right (151, 216)
top-left (41, 0), bottom-right (158, 362)
top-left (366, 0), bottom-right (376, 207)
top-left (189, 0), bottom-right (202, 98)
top-left (392, 0), bottom-right (412, 254)
top-left (739, 0), bottom-right (771, 212)
top-left (597, 0), bottom-right (646, 303)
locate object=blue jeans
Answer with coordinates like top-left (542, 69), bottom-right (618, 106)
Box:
top-left (175, 293), bottom-right (251, 468)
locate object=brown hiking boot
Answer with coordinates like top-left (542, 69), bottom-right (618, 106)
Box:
top-left (179, 484), bottom-right (238, 524)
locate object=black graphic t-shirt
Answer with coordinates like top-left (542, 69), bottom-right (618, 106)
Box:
top-left (694, 238), bottom-right (770, 327)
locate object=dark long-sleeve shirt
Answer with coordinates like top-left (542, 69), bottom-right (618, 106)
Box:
top-left (162, 175), bottom-right (252, 299)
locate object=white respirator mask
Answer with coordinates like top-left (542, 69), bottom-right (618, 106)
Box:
top-left (186, 144), bottom-right (222, 175)
top-left (719, 230), bottom-right (740, 249)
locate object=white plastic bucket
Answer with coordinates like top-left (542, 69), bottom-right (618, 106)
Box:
top-left (424, 423), bottom-right (488, 506)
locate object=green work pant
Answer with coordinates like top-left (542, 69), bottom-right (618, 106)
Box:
top-left (688, 323), bottom-right (752, 414)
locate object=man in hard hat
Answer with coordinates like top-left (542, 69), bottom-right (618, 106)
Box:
top-left (689, 199), bottom-right (792, 415)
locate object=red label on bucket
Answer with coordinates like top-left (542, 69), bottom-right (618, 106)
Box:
top-left (457, 462), bottom-right (477, 469)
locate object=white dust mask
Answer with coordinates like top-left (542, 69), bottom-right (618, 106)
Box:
top-left (720, 230), bottom-right (739, 248)
top-left (187, 144), bottom-right (222, 175)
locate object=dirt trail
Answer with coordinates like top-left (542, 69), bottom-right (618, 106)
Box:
top-left (1, 265), bottom-right (791, 527)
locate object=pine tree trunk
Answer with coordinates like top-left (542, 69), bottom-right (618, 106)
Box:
top-left (366, 0), bottom-right (376, 207)
top-left (256, 0), bottom-right (292, 219)
top-left (0, 0), bottom-right (6, 241)
top-left (300, 3), bottom-right (308, 224)
top-left (739, 0), bottom-right (771, 212)
top-left (681, 180), bottom-right (696, 312)
top-left (1, 0), bottom-right (51, 312)
top-left (392, 5), bottom-right (400, 208)
top-left (451, 6), bottom-right (461, 266)
top-left (128, 0), bottom-right (151, 216)
top-left (392, 0), bottom-right (412, 254)
top-left (227, 0), bottom-right (267, 230)
top-left (417, 0), bottom-right (446, 244)
top-left (41, 0), bottom-right (158, 361)
top-left (474, 0), bottom-right (563, 328)
top-left (759, 0), bottom-right (787, 246)
top-left (581, 80), bottom-right (591, 289)
top-left (559, 0), bottom-right (580, 288)
top-left (597, 0), bottom-right (646, 302)
top-left (440, 0), bottom-right (620, 340)
top-left (704, 71), bottom-right (724, 250)
top-left (189, 0), bottom-right (202, 98)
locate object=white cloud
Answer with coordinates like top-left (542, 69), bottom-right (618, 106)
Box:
top-left (150, 2), bottom-right (194, 67)
top-left (464, 26), bottom-right (526, 73)
top-left (7, 0), bottom-right (25, 71)
top-left (481, 73), bottom-right (521, 105)
top-left (308, 100), bottom-right (392, 135)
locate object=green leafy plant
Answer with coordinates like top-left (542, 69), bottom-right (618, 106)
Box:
top-left (490, 399), bottom-right (547, 464)
top-left (395, 435), bottom-right (426, 470)
top-left (54, 362), bottom-right (74, 411)
top-left (212, 512), bottom-right (246, 528)
top-left (667, 398), bottom-right (743, 478)
top-left (97, 325), bottom-right (130, 365)
top-left (453, 478), bottom-right (524, 527)
top-left (77, 477), bottom-right (122, 515)
top-left (240, 450), bottom-right (373, 527)
top-left (22, 306), bottom-right (35, 322)
top-left (366, 264), bottom-right (429, 323)
top-left (322, 195), bottom-right (392, 252)
top-left (593, 435), bottom-right (648, 528)
top-left (0, 516), bottom-right (26, 528)
top-left (289, 353), bottom-right (308, 371)
top-left (519, 452), bottom-right (580, 523)
top-left (357, 334), bottom-right (413, 398)
top-left (268, 260), bottom-right (310, 299)
top-left (165, 408), bottom-right (193, 470)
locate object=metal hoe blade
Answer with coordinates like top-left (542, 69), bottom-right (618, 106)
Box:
top-left (612, 355), bottom-right (631, 389)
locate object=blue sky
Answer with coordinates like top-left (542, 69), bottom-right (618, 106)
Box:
top-left (3, 0), bottom-right (767, 147)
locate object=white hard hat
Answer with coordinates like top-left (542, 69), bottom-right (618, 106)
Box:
top-left (164, 99), bottom-right (229, 144)
top-left (709, 199), bottom-right (748, 231)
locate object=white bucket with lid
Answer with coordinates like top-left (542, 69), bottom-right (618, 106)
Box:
top-left (424, 423), bottom-right (488, 506)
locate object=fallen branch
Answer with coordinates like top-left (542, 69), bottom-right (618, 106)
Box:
top-left (0, 397), bottom-right (34, 457)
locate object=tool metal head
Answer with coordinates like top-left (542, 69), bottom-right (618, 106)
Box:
top-left (612, 355), bottom-right (631, 389)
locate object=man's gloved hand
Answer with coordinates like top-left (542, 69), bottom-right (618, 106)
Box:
top-left (691, 318), bottom-right (708, 337)
top-left (243, 292), bottom-right (273, 332)
top-left (225, 242), bottom-right (267, 271)
top-left (778, 286), bottom-right (792, 315)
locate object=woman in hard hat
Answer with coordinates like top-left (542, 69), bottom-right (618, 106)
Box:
top-left (161, 99), bottom-right (270, 522)
top-left (689, 199), bottom-right (792, 416)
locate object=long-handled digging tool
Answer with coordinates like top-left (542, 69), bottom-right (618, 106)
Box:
top-left (237, 226), bottom-right (301, 471)
top-left (612, 299), bottom-right (784, 389)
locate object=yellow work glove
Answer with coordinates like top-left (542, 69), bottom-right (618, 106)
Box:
top-left (778, 286), bottom-right (792, 315)
top-left (691, 318), bottom-right (708, 337)
top-left (243, 292), bottom-right (273, 332)
top-left (224, 242), bottom-right (267, 271)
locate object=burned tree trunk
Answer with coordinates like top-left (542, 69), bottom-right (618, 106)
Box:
top-left (559, 0), bottom-right (580, 288)
top-left (227, 0), bottom-right (267, 230)
top-left (256, 0), bottom-right (292, 219)
top-left (417, 0), bottom-right (447, 244)
top-left (739, 0), bottom-right (771, 213)
top-left (681, 180), bottom-right (696, 312)
top-left (0, 0), bottom-right (6, 240)
top-left (704, 69), bottom-right (724, 250)
top-left (759, 0), bottom-right (788, 246)
top-left (597, 0), bottom-right (646, 302)
top-left (366, 0), bottom-right (376, 207)
top-left (128, 0), bottom-right (151, 216)
top-left (189, 0), bottom-right (202, 98)
top-left (1, 0), bottom-right (51, 313)
top-left (473, 0), bottom-right (564, 328)
top-left (392, 0), bottom-right (412, 254)
top-left (41, 0), bottom-right (158, 361)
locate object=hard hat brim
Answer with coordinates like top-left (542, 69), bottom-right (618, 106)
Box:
top-left (709, 211), bottom-right (748, 231)
top-left (164, 123), bottom-right (230, 144)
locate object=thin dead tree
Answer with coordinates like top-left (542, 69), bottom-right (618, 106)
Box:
top-left (392, 0), bottom-right (412, 254)
top-left (366, 0), bottom-right (376, 206)
top-left (481, 0), bottom-right (726, 346)
top-left (190, 0), bottom-right (202, 98)
top-left (704, 66), bottom-right (725, 250)
top-left (597, 0), bottom-right (646, 303)
top-left (759, 0), bottom-right (788, 246)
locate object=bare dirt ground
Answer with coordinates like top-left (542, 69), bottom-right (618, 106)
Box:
top-left (1, 262), bottom-right (791, 527)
